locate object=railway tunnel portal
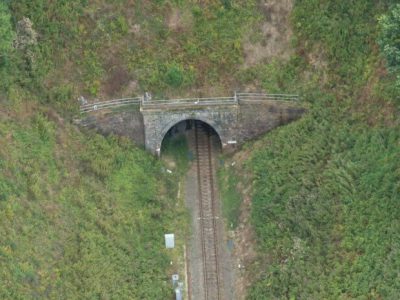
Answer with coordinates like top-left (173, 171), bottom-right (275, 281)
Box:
top-left (78, 92), bottom-right (306, 155)
top-left (143, 103), bottom-right (234, 156)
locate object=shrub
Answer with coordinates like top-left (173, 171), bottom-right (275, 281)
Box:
top-left (165, 64), bottom-right (184, 88)
top-left (378, 4), bottom-right (400, 88)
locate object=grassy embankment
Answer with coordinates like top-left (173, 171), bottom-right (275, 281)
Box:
top-left (0, 106), bottom-right (188, 299)
top-left (219, 1), bottom-right (400, 299)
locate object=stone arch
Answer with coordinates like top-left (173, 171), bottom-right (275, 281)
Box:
top-left (142, 106), bottom-right (239, 155)
top-left (157, 117), bottom-right (223, 154)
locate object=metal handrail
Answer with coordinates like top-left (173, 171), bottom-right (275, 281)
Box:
top-left (237, 93), bottom-right (299, 96)
top-left (79, 92), bottom-right (300, 113)
top-left (80, 97), bottom-right (141, 113)
top-left (80, 97), bottom-right (141, 107)
top-left (238, 95), bottom-right (299, 99)
top-left (237, 93), bottom-right (299, 101)
top-left (142, 97), bottom-right (237, 107)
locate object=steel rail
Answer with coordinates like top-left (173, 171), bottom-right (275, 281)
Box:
top-left (194, 122), bottom-right (221, 300)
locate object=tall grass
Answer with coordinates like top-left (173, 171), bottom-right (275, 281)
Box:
top-left (0, 113), bottom-right (185, 299)
top-left (247, 105), bottom-right (399, 298)
top-left (243, 0), bottom-right (400, 298)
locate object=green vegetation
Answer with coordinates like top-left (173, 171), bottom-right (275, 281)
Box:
top-left (0, 111), bottom-right (185, 298)
top-left (0, 2), bottom-right (14, 92)
top-left (1, 0), bottom-right (400, 298)
top-left (161, 133), bottom-right (191, 175)
top-left (235, 1), bottom-right (400, 299)
top-left (218, 165), bottom-right (241, 229)
top-left (0, 2), bottom-right (13, 55)
top-left (248, 108), bottom-right (400, 299)
top-left (218, 0), bottom-right (399, 298)
top-left (2, 0), bottom-right (260, 110)
top-left (379, 4), bottom-right (400, 88)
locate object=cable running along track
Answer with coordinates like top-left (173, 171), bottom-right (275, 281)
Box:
top-left (194, 121), bottom-right (221, 300)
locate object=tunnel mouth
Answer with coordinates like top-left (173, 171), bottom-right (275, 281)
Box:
top-left (160, 120), bottom-right (222, 169)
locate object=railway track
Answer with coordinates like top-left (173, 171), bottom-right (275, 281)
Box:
top-left (194, 121), bottom-right (221, 300)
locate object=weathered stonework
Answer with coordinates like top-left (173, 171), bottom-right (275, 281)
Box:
top-left (237, 100), bottom-right (306, 144)
top-left (141, 104), bottom-right (239, 155)
top-left (79, 100), bottom-right (305, 155)
top-left (81, 108), bottom-right (145, 146)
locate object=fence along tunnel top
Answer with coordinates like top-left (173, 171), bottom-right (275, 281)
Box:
top-left (79, 92), bottom-right (300, 113)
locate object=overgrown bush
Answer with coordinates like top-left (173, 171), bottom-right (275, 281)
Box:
top-left (0, 114), bottom-right (184, 299)
top-left (247, 103), bottom-right (400, 299)
top-left (378, 4), bottom-right (400, 89)
top-left (243, 0), bottom-right (400, 298)
top-left (165, 64), bottom-right (185, 88)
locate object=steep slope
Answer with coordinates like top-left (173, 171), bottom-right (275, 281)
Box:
top-left (3, 0), bottom-right (264, 108)
top-left (248, 106), bottom-right (399, 299)
top-left (0, 107), bottom-right (185, 299)
top-left (218, 1), bottom-right (400, 299)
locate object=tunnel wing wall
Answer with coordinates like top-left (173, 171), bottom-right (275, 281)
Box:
top-left (237, 101), bottom-right (306, 144)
